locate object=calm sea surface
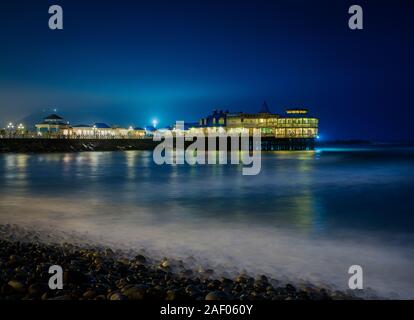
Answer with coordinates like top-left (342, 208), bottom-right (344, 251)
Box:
top-left (1, 146), bottom-right (414, 297)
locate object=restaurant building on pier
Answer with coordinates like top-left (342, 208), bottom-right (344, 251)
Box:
top-left (33, 102), bottom-right (318, 141)
top-left (190, 102), bottom-right (319, 139)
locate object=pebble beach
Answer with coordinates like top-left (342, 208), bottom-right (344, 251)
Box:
top-left (0, 224), bottom-right (363, 301)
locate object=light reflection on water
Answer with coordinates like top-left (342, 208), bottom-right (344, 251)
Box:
top-left (1, 148), bottom-right (414, 232)
top-left (1, 147), bottom-right (414, 297)
top-left (2, 147), bottom-right (414, 230)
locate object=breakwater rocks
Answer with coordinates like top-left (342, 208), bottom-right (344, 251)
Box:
top-left (0, 137), bottom-right (315, 153)
top-left (0, 138), bottom-right (159, 153)
top-left (0, 227), bottom-right (360, 301)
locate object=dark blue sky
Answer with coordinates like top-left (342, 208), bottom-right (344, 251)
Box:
top-left (1, 0), bottom-right (413, 140)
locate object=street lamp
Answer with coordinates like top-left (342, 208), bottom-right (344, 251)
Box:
top-left (16, 124), bottom-right (25, 137)
top-left (6, 122), bottom-right (15, 138)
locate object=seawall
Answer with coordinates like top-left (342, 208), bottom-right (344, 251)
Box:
top-left (0, 138), bottom-right (159, 153)
top-left (0, 137), bottom-right (315, 153)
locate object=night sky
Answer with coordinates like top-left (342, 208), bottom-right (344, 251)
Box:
top-left (1, 0), bottom-right (413, 140)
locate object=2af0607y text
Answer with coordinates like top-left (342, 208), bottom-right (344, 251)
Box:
top-left (160, 304), bottom-right (253, 317)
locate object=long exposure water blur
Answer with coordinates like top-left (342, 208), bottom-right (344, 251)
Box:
top-left (1, 146), bottom-right (413, 298)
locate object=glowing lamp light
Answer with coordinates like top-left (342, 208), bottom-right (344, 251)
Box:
top-left (316, 135), bottom-right (321, 140)
top-left (152, 119), bottom-right (158, 128)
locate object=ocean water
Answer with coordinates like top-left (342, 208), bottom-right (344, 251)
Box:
top-left (0, 146), bottom-right (414, 298)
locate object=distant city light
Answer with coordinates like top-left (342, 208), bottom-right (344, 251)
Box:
top-left (128, 126), bottom-right (133, 131)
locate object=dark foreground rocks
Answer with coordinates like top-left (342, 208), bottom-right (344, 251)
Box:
top-left (0, 238), bottom-right (362, 301)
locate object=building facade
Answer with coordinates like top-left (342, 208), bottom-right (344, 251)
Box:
top-left (33, 104), bottom-right (318, 140)
top-left (35, 115), bottom-right (147, 139)
top-left (191, 103), bottom-right (318, 138)
top-left (35, 114), bottom-right (70, 136)
top-left (71, 124), bottom-right (94, 138)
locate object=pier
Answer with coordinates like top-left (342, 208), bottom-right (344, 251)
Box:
top-left (0, 137), bottom-right (315, 153)
top-left (260, 137), bottom-right (315, 151)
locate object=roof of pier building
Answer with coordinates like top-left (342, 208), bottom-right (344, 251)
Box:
top-left (199, 109), bottom-right (229, 127)
top-left (44, 114), bottom-right (63, 120)
top-left (258, 101), bottom-right (271, 114)
top-left (93, 123), bottom-right (111, 129)
top-left (38, 114), bottom-right (68, 125)
top-left (284, 109), bottom-right (316, 118)
top-left (144, 125), bottom-right (157, 132)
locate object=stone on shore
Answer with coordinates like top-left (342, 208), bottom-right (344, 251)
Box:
top-left (8, 280), bottom-right (26, 293)
top-left (121, 285), bottom-right (147, 300)
top-left (205, 291), bottom-right (230, 300)
top-left (28, 283), bottom-right (49, 298)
